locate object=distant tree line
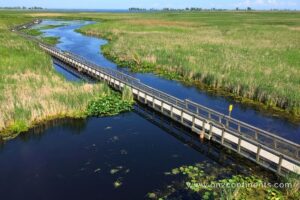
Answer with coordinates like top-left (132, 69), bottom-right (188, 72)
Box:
top-left (129, 8), bottom-right (147, 12)
top-left (129, 7), bottom-right (251, 12)
top-left (129, 7), bottom-right (298, 12)
top-left (0, 6), bottom-right (43, 10)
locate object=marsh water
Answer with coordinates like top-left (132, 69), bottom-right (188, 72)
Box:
top-left (0, 20), bottom-right (299, 199)
top-left (42, 20), bottom-right (300, 142)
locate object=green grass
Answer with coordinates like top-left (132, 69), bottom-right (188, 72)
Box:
top-left (0, 11), bottom-right (114, 139)
top-left (23, 28), bottom-right (41, 36)
top-left (64, 11), bottom-right (300, 117)
top-left (22, 25), bottom-right (60, 45)
top-left (39, 24), bottom-right (65, 30)
top-left (41, 36), bottom-right (60, 45)
top-left (2, 10), bottom-right (299, 138)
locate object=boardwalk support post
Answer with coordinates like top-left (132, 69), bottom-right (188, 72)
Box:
top-left (221, 128), bottom-right (225, 145)
top-left (277, 155), bottom-right (283, 174)
top-left (256, 145), bottom-right (261, 163)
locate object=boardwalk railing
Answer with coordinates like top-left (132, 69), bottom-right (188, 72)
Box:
top-left (11, 19), bottom-right (42, 32)
top-left (12, 20), bottom-right (300, 176)
top-left (38, 42), bottom-right (300, 176)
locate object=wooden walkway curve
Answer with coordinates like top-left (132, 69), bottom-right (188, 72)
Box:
top-left (13, 20), bottom-right (300, 176)
top-left (39, 43), bottom-right (300, 176)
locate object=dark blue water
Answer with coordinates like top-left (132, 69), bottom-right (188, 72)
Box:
top-left (0, 109), bottom-right (257, 200)
top-left (0, 19), bottom-right (297, 200)
top-left (41, 20), bottom-right (300, 143)
top-left (1, 114), bottom-right (191, 199)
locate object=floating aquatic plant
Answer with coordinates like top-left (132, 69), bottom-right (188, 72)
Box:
top-left (153, 162), bottom-right (296, 199)
top-left (110, 169), bottom-right (120, 174)
top-left (87, 93), bottom-right (133, 117)
top-left (114, 180), bottom-right (122, 188)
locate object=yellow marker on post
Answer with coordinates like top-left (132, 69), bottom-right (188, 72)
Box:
top-left (229, 104), bottom-right (233, 117)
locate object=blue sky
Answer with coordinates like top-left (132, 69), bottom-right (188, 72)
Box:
top-left (1, 0), bottom-right (299, 10)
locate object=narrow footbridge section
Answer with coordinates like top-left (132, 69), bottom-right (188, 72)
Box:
top-left (39, 43), bottom-right (300, 176)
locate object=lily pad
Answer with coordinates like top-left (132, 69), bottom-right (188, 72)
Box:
top-left (114, 180), bottom-right (122, 188)
top-left (110, 169), bottom-right (120, 174)
top-left (147, 193), bottom-right (157, 199)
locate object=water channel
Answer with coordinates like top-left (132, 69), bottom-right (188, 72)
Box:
top-left (0, 20), bottom-right (299, 199)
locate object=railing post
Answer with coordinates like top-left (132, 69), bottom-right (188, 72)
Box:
top-left (170, 106), bottom-right (174, 118)
top-left (221, 128), bottom-right (225, 144)
top-left (273, 139), bottom-right (278, 149)
top-left (253, 129), bottom-right (257, 138)
top-left (208, 112), bottom-right (211, 119)
top-left (180, 111), bottom-right (184, 123)
top-left (256, 145), bottom-right (261, 163)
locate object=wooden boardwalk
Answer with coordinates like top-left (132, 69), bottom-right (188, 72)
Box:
top-left (12, 20), bottom-right (300, 176)
top-left (39, 43), bottom-right (300, 176)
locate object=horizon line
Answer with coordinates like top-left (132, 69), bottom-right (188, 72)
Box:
top-left (1, 7), bottom-right (299, 11)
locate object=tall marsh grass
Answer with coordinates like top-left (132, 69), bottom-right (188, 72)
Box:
top-left (77, 12), bottom-right (300, 116)
top-left (0, 11), bottom-right (110, 139)
top-left (122, 86), bottom-right (134, 103)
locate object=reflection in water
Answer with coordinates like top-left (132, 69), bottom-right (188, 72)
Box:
top-left (19, 118), bottom-right (87, 142)
top-left (134, 103), bottom-right (271, 177)
top-left (0, 137), bottom-right (4, 152)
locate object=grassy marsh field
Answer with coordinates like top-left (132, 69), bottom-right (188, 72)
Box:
top-left (1, 10), bottom-right (300, 139)
top-left (0, 11), bottom-right (299, 200)
top-left (64, 11), bottom-right (300, 117)
top-left (0, 12), bottom-right (112, 139)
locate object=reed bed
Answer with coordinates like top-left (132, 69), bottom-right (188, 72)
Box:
top-left (0, 11), bottom-right (110, 138)
top-left (76, 12), bottom-right (300, 116)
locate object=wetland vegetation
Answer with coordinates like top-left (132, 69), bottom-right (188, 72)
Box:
top-left (22, 24), bottom-right (61, 45)
top-left (149, 162), bottom-right (300, 200)
top-left (69, 11), bottom-right (300, 118)
top-left (87, 90), bottom-right (134, 117)
top-left (0, 11), bottom-right (131, 140)
top-left (16, 11), bottom-right (300, 118)
top-left (0, 9), bottom-right (299, 200)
